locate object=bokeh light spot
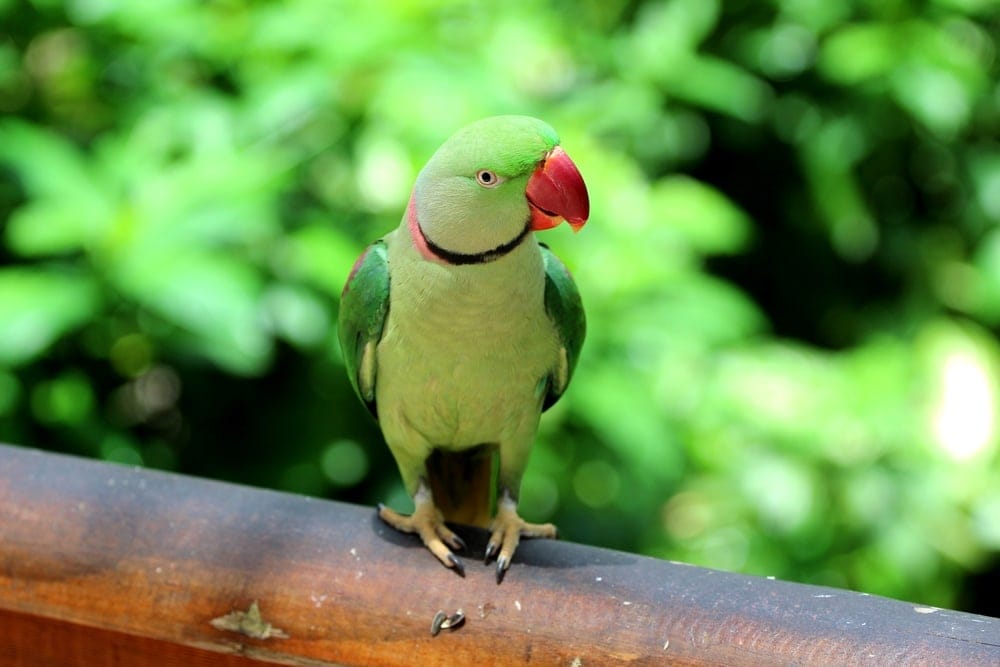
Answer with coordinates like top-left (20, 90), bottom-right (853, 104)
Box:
top-left (320, 439), bottom-right (369, 487)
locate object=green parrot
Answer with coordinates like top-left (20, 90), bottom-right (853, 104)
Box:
top-left (338, 115), bottom-right (588, 582)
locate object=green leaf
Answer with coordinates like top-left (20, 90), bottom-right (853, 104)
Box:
top-left (112, 250), bottom-right (271, 375)
top-left (5, 199), bottom-right (106, 257)
top-left (652, 176), bottom-right (752, 255)
top-left (280, 222), bottom-right (363, 296)
top-left (0, 120), bottom-right (112, 256)
top-left (0, 269), bottom-right (100, 366)
top-left (818, 23), bottom-right (897, 84)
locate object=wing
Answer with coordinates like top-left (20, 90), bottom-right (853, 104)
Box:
top-left (539, 243), bottom-right (585, 412)
top-left (338, 240), bottom-right (390, 419)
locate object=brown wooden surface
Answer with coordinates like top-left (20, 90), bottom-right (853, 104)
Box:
top-left (0, 607), bottom-right (284, 667)
top-left (1, 443), bottom-right (998, 666)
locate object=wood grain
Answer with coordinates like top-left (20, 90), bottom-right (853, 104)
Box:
top-left (1, 444), bottom-right (998, 666)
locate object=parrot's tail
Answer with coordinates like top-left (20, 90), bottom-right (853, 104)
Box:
top-left (426, 445), bottom-right (495, 529)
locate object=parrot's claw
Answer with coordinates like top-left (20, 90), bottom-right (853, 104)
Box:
top-left (377, 503), bottom-right (466, 576)
top-left (448, 553), bottom-right (466, 577)
top-left (484, 506), bottom-right (558, 584)
top-left (495, 555), bottom-right (510, 584)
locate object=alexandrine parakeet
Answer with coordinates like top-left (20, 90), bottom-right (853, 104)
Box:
top-left (339, 116), bottom-right (588, 582)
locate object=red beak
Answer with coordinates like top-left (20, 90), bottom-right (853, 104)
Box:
top-left (526, 146), bottom-right (589, 233)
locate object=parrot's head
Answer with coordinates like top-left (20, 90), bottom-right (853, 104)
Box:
top-left (410, 115), bottom-right (589, 261)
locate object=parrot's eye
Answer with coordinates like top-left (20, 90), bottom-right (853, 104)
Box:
top-left (475, 169), bottom-right (503, 188)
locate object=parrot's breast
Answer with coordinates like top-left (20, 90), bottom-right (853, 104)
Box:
top-left (375, 232), bottom-right (558, 451)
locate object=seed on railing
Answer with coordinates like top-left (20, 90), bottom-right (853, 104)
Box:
top-left (430, 609), bottom-right (465, 636)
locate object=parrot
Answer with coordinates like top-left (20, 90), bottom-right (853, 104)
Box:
top-left (338, 115), bottom-right (588, 583)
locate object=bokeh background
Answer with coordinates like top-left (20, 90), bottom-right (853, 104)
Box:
top-left (2, 0), bottom-right (999, 615)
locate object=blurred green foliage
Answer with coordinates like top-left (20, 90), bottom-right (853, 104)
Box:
top-left (2, 0), bottom-right (999, 614)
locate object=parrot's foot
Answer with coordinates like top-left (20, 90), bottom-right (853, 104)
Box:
top-left (485, 499), bottom-right (558, 584)
top-left (377, 502), bottom-right (467, 576)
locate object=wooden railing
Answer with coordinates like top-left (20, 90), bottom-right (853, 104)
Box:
top-left (1, 443), bottom-right (998, 666)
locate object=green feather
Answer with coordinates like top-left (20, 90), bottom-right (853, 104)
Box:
top-left (412, 116), bottom-right (564, 258)
top-left (338, 240), bottom-right (390, 418)
top-left (540, 243), bottom-right (585, 411)
top-left (419, 115), bottom-right (560, 181)
top-left (339, 116), bottom-right (586, 542)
